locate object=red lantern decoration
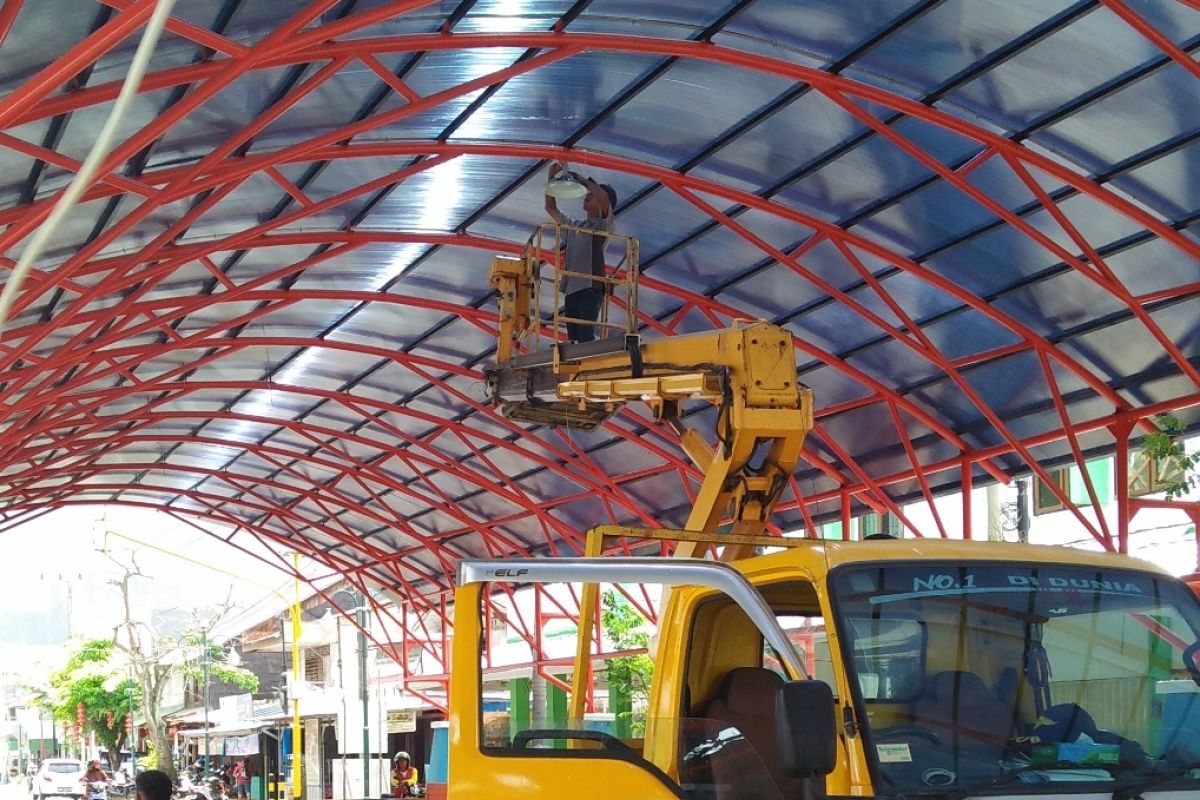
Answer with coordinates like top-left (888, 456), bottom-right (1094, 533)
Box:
top-left (125, 714), bottom-right (133, 734)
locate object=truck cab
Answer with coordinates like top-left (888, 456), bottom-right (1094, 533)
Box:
top-left (447, 537), bottom-right (1200, 799)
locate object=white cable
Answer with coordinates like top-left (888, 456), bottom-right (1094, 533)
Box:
top-left (0, 0), bottom-right (180, 331)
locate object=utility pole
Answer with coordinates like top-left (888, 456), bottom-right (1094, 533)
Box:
top-left (202, 629), bottom-right (211, 777)
top-left (290, 553), bottom-right (301, 800)
top-left (356, 596), bottom-right (369, 797)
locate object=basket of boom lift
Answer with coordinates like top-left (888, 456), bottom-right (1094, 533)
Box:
top-left (486, 222), bottom-right (641, 429)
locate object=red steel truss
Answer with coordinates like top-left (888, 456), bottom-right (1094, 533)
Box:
top-left (0, 1), bottom-right (1198, 702)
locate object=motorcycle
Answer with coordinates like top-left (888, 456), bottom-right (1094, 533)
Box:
top-left (108, 772), bottom-right (132, 798)
top-left (204, 774), bottom-right (229, 800)
top-left (175, 773), bottom-right (212, 800)
top-left (84, 781), bottom-right (110, 800)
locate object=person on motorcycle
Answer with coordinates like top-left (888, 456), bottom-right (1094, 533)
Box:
top-left (390, 752), bottom-right (419, 798)
top-left (80, 760), bottom-right (109, 800)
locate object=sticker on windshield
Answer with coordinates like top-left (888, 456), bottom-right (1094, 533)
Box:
top-left (868, 570), bottom-right (1153, 604)
top-left (877, 743), bottom-right (912, 763)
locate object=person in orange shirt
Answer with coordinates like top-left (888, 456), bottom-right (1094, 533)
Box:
top-left (80, 760), bottom-right (109, 800)
top-left (389, 752), bottom-right (419, 798)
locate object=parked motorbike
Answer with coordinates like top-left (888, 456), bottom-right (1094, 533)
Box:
top-left (204, 774), bottom-right (229, 800)
top-left (176, 773), bottom-right (212, 800)
top-left (108, 772), bottom-right (132, 798)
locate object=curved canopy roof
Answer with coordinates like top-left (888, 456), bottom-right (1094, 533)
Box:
top-left (0, 0), bottom-right (1198, 606)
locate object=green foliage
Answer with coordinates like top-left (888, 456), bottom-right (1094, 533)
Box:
top-left (601, 591), bottom-right (654, 736)
top-left (43, 639), bottom-right (138, 761)
top-left (1141, 414), bottom-right (1200, 501)
top-left (178, 633), bottom-right (260, 693)
top-left (139, 740), bottom-right (157, 771)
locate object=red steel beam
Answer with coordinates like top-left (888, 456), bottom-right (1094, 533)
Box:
top-left (0, 0), bottom-right (21, 50)
top-left (10, 140), bottom-right (1134, 432)
top-left (1099, 0), bottom-right (1200, 81)
top-left (6, 31), bottom-right (1193, 269)
top-left (0, 0), bottom-right (161, 129)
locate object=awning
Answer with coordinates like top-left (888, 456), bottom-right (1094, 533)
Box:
top-left (164, 707), bottom-right (210, 725)
top-left (178, 722), bottom-right (267, 738)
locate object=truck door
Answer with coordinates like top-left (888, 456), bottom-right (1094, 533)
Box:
top-left (447, 578), bottom-right (685, 800)
top-left (669, 580), bottom-right (851, 800)
top-left (446, 559), bottom-right (823, 800)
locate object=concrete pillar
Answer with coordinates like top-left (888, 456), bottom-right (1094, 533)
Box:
top-left (987, 483), bottom-right (1004, 541)
top-left (530, 674), bottom-right (547, 730)
top-left (509, 679), bottom-right (530, 740)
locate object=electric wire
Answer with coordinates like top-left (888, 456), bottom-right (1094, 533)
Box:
top-left (0, 0), bottom-right (180, 332)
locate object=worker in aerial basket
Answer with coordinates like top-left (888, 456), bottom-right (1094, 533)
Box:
top-left (390, 751), bottom-right (419, 798)
top-left (544, 162), bottom-right (617, 344)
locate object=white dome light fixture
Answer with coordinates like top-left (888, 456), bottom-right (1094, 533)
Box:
top-left (544, 165), bottom-right (588, 199)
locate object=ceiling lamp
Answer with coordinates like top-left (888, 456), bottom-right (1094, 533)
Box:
top-left (544, 166), bottom-right (587, 199)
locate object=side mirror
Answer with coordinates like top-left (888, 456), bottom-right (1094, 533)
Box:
top-left (775, 680), bottom-right (837, 779)
top-left (1184, 641), bottom-right (1200, 688)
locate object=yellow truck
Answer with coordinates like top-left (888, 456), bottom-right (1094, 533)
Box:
top-left (447, 536), bottom-right (1200, 799)
top-left (451, 233), bottom-right (1200, 798)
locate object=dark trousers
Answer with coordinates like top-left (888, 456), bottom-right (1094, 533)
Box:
top-left (563, 287), bottom-right (603, 343)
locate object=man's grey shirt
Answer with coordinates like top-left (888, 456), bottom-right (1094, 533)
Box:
top-left (561, 213), bottom-right (614, 294)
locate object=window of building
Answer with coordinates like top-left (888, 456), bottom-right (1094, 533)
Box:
top-left (1129, 448), bottom-right (1187, 498)
top-left (1033, 459), bottom-right (1111, 515)
top-left (304, 647), bottom-right (326, 684)
top-left (819, 520), bottom-right (843, 540)
top-left (858, 512), bottom-right (902, 538)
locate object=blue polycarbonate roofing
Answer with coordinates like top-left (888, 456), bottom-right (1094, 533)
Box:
top-left (0, 0), bottom-right (1197, 603)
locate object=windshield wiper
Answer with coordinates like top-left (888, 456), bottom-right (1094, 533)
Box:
top-left (1111, 762), bottom-right (1200, 800)
top-left (939, 761), bottom-right (1115, 800)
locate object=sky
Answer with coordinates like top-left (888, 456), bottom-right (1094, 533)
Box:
top-left (0, 505), bottom-right (308, 678)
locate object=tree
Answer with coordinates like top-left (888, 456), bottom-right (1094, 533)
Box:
top-left (38, 639), bottom-right (139, 765)
top-left (600, 591), bottom-right (654, 737)
top-left (107, 555), bottom-right (259, 778)
top-left (1141, 414), bottom-right (1200, 500)
top-left (179, 632), bottom-right (260, 692)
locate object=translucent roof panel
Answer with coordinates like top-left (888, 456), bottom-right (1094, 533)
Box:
top-left (0, 0), bottom-right (1196, 607)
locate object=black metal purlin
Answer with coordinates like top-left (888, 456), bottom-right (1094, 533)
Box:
top-left (634, 0), bottom-right (1099, 273)
top-left (381, 4), bottom-right (1200, 544)
top-left (303, 0), bottom-right (775, 428)
top-left (796, 201), bottom-right (1200, 380)
top-left (132, 0), bottom-right (376, 494)
top-left (13, 0), bottom-right (1194, 565)
top-left (40, 0), bottom-right (247, 335)
top-left (29, 5), bottom-right (118, 327)
top-left (185, 0), bottom-right (612, 533)
top-left (668, 18), bottom-right (1200, 317)
top-left (316, 0), bottom-right (991, 544)
top-left (647, 16), bottom-right (1199, 384)
top-left (28, 0), bottom-right (245, 477)
top-left (775, 74), bottom-right (1200, 374)
top-left (614, 0), bottom-right (952, 227)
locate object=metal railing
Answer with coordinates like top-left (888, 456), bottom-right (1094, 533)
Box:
top-left (521, 221), bottom-right (640, 353)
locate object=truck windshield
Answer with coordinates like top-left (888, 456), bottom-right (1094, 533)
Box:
top-left (830, 563), bottom-right (1200, 796)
